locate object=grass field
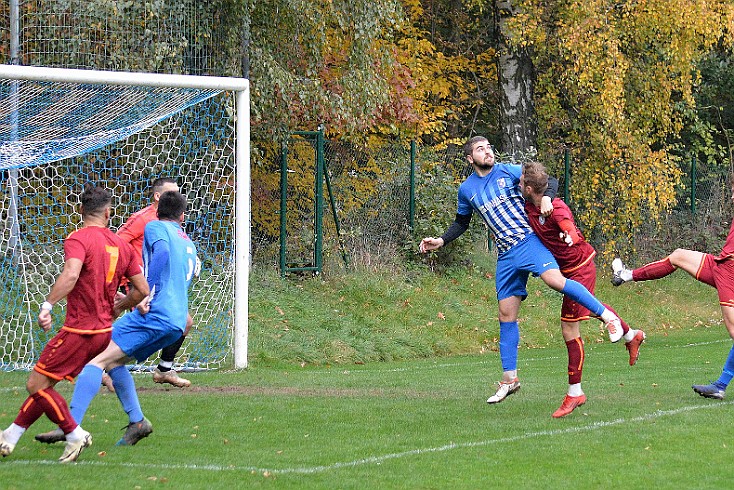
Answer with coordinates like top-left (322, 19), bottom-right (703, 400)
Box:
top-left (2, 325), bottom-right (734, 489)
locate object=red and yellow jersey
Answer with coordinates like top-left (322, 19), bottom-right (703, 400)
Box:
top-left (524, 197), bottom-right (596, 274)
top-left (63, 226), bottom-right (142, 332)
top-left (716, 218), bottom-right (734, 262)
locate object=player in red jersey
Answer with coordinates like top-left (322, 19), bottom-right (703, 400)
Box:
top-left (612, 180), bottom-right (734, 401)
top-left (0, 184), bottom-right (148, 463)
top-left (521, 161), bottom-right (646, 418)
top-left (116, 177), bottom-right (194, 388)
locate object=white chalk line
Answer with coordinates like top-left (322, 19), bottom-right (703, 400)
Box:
top-left (3, 400), bottom-right (733, 475)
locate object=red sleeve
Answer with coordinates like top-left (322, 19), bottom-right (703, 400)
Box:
top-left (64, 231), bottom-right (87, 262)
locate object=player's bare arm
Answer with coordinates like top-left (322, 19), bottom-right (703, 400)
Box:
top-left (37, 258), bottom-right (83, 332)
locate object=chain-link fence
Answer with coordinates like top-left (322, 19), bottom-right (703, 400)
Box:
top-left (254, 137), bottom-right (734, 273)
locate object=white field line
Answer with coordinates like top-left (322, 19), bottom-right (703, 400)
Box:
top-left (3, 400), bottom-right (733, 475)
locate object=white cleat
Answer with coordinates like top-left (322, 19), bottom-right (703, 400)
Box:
top-left (0, 431), bottom-right (15, 457)
top-left (58, 430), bottom-right (92, 464)
top-left (606, 318), bottom-right (624, 343)
top-left (487, 378), bottom-right (521, 404)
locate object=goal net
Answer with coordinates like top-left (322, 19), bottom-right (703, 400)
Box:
top-left (0, 65), bottom-right (250, 372)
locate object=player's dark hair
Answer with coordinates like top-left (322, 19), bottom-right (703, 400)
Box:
top-left (522, 161), bottom-right (549, 194)
top-left (157, 190), bottom-right (187, 221)
top-left (463, 136), bottom-right (489, 157)
top-left (151, 177), bottom-right (178, 197)
top-left (80, 183), bottom-right (111, 217)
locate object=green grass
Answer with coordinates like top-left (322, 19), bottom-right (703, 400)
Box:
top-left (2, 254), bottom-right (732, 488)
top-left (2, 328), bottom-right (734, 489)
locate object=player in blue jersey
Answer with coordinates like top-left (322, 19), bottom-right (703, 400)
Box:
top-left (56, 190), bottom-right (198, 453)
top-left (420, 136), bottom-right (624, 404)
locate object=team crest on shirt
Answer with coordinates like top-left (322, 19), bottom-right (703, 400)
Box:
top-left (497, 178), bottom-right (507, 189)
top-left (539, 216), bottom-right (546, 225)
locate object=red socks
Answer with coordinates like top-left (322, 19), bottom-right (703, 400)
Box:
top-left (566, 337), bottom-right (585, 385)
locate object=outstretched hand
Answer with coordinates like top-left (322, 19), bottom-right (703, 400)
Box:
top-left (419, 237), bottom-right (444, 253)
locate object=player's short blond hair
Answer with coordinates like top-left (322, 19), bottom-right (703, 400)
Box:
top-left (522, 161), bottom-right (548, 194)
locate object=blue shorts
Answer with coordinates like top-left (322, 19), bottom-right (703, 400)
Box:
top-left (495, 234), bottom-right (558, 301)
top-left (112, 311), bottom-right (183, 362)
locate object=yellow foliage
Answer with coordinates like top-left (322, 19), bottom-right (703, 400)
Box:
top-left (511, 0), bottom-right (734, 256)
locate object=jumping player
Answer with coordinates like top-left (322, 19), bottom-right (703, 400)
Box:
top-left (419, 136), bottom-right (624, 405)
top-left (521, 160), bottom-right (646, 417)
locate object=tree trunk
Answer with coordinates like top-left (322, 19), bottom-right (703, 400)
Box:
top-left (494, 0), bottom-right (537, 158)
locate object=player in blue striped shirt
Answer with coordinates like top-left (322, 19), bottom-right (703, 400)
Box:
top-left (420, 136), bottom-right (623, 404)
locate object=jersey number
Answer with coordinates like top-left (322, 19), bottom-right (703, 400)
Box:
top-left (105, 245), bottom-right (120, 284)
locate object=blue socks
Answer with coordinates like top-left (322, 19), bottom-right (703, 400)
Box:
top-left (715, 344), bottom-right (734, 390)
top-left (108, 365), bottom-right (145, 424)
top-left (69, 364), bottom-right (104, 424)
top-left (499, 321), bottom-right (520, 371)
top-left (561, 279), bottom-right (605, 316)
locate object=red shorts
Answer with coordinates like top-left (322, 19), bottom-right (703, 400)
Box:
top-left (34, 327), bottom-right (112, 382)
top-left (697, 255), bottom-right (734, 308)
top-left (560, 260), bottom-right (597, 322)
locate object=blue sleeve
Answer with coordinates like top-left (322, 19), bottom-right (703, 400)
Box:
top-left (457, 183), bottom-right (473, 215)
top-left (506, 163), bottom-right (522, 184)
top-left (147, 239), bottom-right (170, 293)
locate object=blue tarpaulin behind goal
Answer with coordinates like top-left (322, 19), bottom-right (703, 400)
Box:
top-left (0, 79), bottom-right (221, 170)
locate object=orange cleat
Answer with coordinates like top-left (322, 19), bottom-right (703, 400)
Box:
top-left (625, 330), bottom-right (646, 366)
top-left (552, 394), bottom-right (587, 418)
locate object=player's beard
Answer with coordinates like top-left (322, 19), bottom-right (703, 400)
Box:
top-left (473, 159), bottom-right (494, 172)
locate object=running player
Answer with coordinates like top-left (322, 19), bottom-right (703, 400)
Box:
top-left (58, 190), bottom-right (197, 453)
top-left (0, 184), bottom-right (147, 462)
top-left (612, 179), bottom-right (734, 400)
top-left (116, 177), bottom-right (194, 388)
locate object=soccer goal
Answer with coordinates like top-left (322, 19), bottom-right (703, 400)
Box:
top-left (0, 64), bottom-right (250, 371)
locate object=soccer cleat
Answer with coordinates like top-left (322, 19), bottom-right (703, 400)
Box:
top-left (58, 430), bottom-right (92, 463)
top-left (611, 258), bottom-right (631, 286)
top-left (486, 378), bottom-right (521, 404)
top-left (116, 417), bottom-right (153, 446)
top-left (35, 427), bottom-right (65, 444)
top-left (552, 394), bottom-right (587, 418)
top-left (0, 431), bottom-right (15, 457)
top-left (605, 318), bottom-right (624, 343)
top-left (692, 382), bottom-right (725, 400)
top-left (153, 368), bottom-right (191, 388)
top-left (625, 330), bottom-right (646, 366)
top-left (101, 372), bottom-right (116, 393)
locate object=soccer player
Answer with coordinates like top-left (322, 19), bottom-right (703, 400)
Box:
top-left (612, 180), bottom-right (734, 400)
top-left (57, 190), bottom-right (197, 452)
top-left (116, 177), bottom-right (194, 388)
top-left (521, 160), bottom-right (646, 417)
top-left (419, 136), bottom-right (624, 405)
top-left (0, 184), bottom-right (147, 463)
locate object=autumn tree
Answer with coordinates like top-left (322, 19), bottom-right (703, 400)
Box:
top-left (508, 0), bottom-right (734, 255)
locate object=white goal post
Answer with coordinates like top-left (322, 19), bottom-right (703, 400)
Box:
top-left (0, 64), bottom-right (251, 370)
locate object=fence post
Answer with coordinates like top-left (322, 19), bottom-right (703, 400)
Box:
top-left (279, 141), bottom-right (288, 277)
top-left (564, 147), bottom-right (570, 202)
top-left (409, 140), bottom-right (416, 231)
top-left (691, 155), bottom-right (697, 215)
